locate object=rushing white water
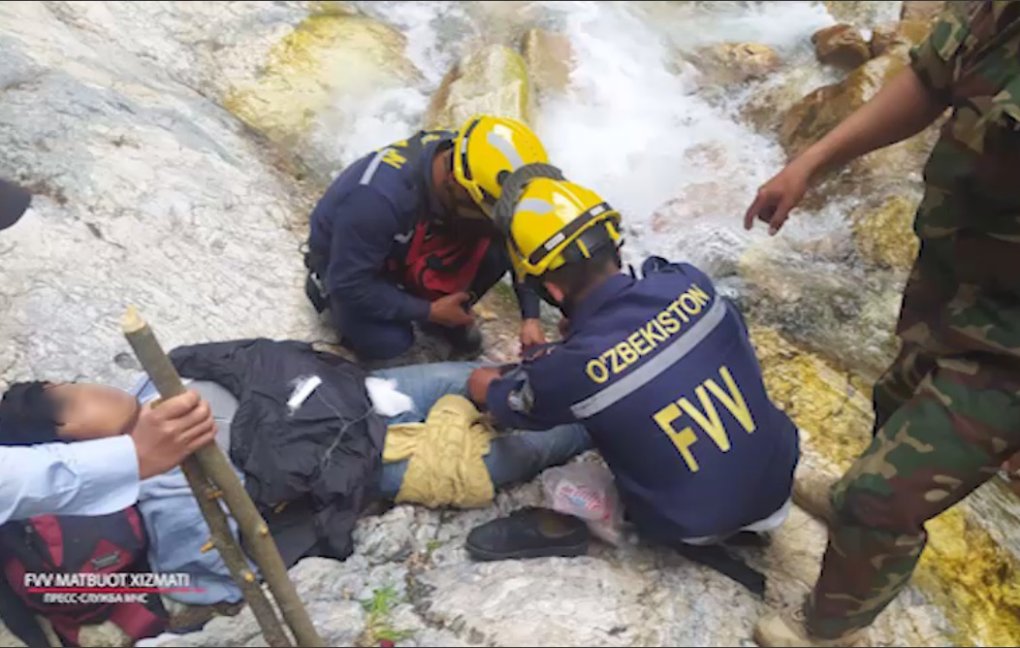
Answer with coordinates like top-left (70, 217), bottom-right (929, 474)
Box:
top-left (531, 1), bottom-right (811, 264)
top-left (343, 0), bottom-right (864, 272)
top-left (302, 2), bottom-right (924, 319)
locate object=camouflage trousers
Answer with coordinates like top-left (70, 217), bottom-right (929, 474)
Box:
top-left (804, 263), bottom-right (1020, 638)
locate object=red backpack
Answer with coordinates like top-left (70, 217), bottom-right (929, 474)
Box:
top-left (0, 507), bottom-right (167, 647)
top-left (393, 219), bottom-right (492, 301)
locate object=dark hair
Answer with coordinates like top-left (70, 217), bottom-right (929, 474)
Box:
top-left (543, 245), bottom-right (620, 297)
top-left (0, 381), bottom-right (62, 446)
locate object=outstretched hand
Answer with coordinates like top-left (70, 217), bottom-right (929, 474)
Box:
top-left (744, 161), bottom-right (811, 236)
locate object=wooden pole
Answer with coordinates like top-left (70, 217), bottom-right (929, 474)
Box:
top-left (182, 466), bottom-right (292, 647)
top-left (122, 307), bottom-right (323, 647)
top-left (190, 446), bottom-right (324, 648)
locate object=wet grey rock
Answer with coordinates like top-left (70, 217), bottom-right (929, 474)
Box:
top-left (354, 506), bottom-right (436, 566)
top-left (0, 2), bottom-right (322, 392)
top-left (738, 234), bottom-right (905, 382)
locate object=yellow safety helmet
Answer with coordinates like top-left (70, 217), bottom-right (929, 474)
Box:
top-left (500, 174), bottom-right (622, 280)
top-left (452, 115), bottom-right (549, 217)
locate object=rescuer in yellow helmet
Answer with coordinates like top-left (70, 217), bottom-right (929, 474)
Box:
top-left (462, 173), bottom-right (800, 582)
top-left (304, 115), bottom-right (551, 361)
top-left (499, 175), bottom-right (623, 308)
top-left (451, 115), bottom-right (550, 219)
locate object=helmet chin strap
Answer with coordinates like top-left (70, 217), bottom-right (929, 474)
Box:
top-left (527, 237), bottom-right (623, 319)
top-left (526, 276), bottom-right (577, 319)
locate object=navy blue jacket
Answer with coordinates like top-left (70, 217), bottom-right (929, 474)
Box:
top-left (488, 257), bottom-right (799, 540)
top-left (308, 130), bottom-right (539, 322)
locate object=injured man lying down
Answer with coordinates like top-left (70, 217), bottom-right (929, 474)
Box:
top-left (0, 339), bottom-right (591, 613)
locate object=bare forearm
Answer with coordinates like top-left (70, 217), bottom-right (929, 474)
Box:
top-left (795, 67), bottom-right (948, 179)
top-left (468, 367), bottom-right (502, 407)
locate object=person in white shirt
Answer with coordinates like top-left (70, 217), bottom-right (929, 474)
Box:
top-left (0, 179), bottom-right (216, 523)
top-left (0, 389), bottom-right (216, 524)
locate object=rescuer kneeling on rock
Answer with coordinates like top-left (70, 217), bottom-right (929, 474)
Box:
top-left (304, 115), bottom-right (549, 362)
top-left (461, 168), bottom-right (801, 591)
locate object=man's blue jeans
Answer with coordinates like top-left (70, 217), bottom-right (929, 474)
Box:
top-left (374, 362), bottom-right (592, 498)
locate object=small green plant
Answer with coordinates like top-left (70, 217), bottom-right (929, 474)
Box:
top-left (425, 539), bottom-right (444, 554)
top-left (361, 585), bottom-right (399, 616)
top-left (374, 626), bottom-right (414, 643)
top-left (360, 585), bottom-right (413, 646)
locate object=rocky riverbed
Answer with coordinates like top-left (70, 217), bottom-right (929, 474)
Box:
top-left (1, 1), bottom-right (1017, 646)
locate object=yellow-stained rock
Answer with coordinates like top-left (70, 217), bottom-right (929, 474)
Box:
top-left (756, 326), bottom-right (1020, 647)
top-left (424, 45), bottom-right (532, 131)
top-left (852, 194), bottom-right (921, 269)
top-left (224, 13), bottom-right (420, 146)
top-left (870, 19), bottom-right (933, 57)
top-left (521, 28), bottom-right (574, 96)
top-left (751, 327), bottom-right (875, 467)
top-left (693, 42), bottom-right (780, 85)
top-left (916, 507), bottom-right (1020, 647)
top-left (812, 24), bottom-right (871, 69)
top-left (780, 51), bottom-right (908, 156)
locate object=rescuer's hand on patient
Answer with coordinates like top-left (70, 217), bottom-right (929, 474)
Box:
top-left (131, 390), bottom-right (216, 479)
top-left (429, 292), bottom-right (475, 328)
top-left (468, 366), bottom-right (502, 408)
top-left (519, 318), bottom-right (547, 353)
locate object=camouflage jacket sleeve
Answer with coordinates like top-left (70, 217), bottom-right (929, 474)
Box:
top-left (910, 1), bottom-right (973, 100)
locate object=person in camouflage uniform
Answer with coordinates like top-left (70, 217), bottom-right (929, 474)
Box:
top-left (743, 1), bottom-right (1020, 645)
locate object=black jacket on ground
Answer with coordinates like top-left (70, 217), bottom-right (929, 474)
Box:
top-left (169, 339), bottom-right (386, 565)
